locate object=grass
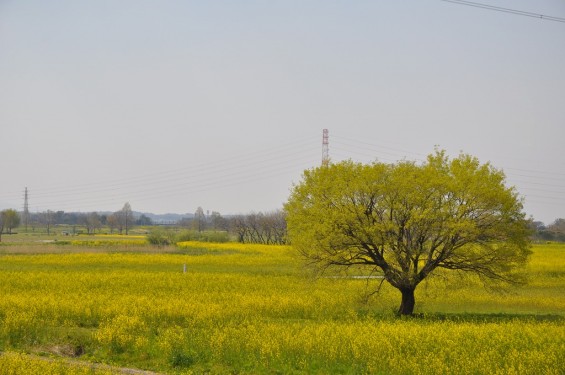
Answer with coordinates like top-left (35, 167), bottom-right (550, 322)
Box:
top-left (0, 236), bottom-right (563, 374)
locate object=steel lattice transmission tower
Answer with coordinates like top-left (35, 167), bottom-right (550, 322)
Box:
top-left (322, 129), bottom-right (329, 167)
top-left (23, 187), bottom-right (30, 232)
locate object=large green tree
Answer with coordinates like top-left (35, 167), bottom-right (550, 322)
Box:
top-left (285, 151), bottom-right (531, 315)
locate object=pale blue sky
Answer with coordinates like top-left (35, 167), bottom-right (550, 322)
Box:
top-left (1, 0), bottom-right (564, 224)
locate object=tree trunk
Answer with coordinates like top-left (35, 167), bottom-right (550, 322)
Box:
top-left (398, 288), bottom-right (416, 316)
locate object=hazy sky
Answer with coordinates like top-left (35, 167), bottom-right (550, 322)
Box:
top-left (1, 0), bottom-right (564, 224)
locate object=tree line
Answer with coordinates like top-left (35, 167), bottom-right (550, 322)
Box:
top-left (177, 208), bottom-right (287, 245)
top-left (1, 204), bottom-right (562, 247)
top-left (0, 204), bottom-right (287, 245)
top-left (0, 202), bottom-right (139, 239)
top-left (531, 219), bottom-right (565, 242)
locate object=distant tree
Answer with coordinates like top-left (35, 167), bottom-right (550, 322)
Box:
top-left (78, 214), bottom-right (88, 233)
top-left (529, 220), bottom-right (545, 232)
top-left (230, 215), bottom-right (248, 243)
top-left (67, 212), bottom-right (82, 226)
top-left (285, 151), bottom-right (532, 315)
top-left (245, 212), bottom-right (263, 243)
top-left (2, 209), bottom-right (20, 235)
top-left (210, 211), bottom-right (227, 231)
top-left (228, 211), bottom-right (287, 245)
top-left (530, 220), bottom-right (554, 242)
top-left (269, 210), bottom-right (287, 244)
top-left (547, 218), bottom-right (565, 242)
top-left (136, 214), bottom-right (153, 226)
top-left (28, 212), bottom-right (40, 232)
top-left (193, 207), bottom-right (206, 233)
top-left (107, 214), bottom-right (119, 234)
top-left (0, 210), bottom-right (12, 241)
top-left (548, 218), bottom-right (565, 232)
top-left (178, 217), bottom-right (193, 228)
top-left (0, 210), bottom-right (5, 242)
top-left (41, 210), bottom-right (55, 235)
top-left (119, 202), bottom-right (134, 235)
top-left (54, 211), bottom-right (66, 225)
top-left (84, 212), bottom-right (102, 234)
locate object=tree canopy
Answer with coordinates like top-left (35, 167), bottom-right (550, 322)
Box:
top-left (285, 151), bottom-right (532, 315)
top-left (1, 209), bottom-right (20, 236)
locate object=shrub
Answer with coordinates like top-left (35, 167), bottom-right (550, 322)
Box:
top-left (175, 230), bottom-right (229, 243)
top-left (146, 228), bottom-right (174, 246)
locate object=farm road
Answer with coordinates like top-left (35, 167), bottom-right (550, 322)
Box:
top-left (0, 351), bottom-right (163, 374)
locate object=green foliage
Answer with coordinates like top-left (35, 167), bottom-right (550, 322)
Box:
top-left (285, 150), bottom-right (532, 315)
top-left (146, 228), bottom-right (174, 246)
top-left (534, 218), bottom-right (565, 242)
top-left (175, 230), bottom-right (230, 243)
top-left (1, 209), bottom-right (20, 235)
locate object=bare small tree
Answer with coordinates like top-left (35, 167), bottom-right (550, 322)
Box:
top-left (119, 202), bottom-right (133, 235)
top-left (193, 207), bottom-right (206, 233)
top-left (228, 211), bottom-right (287, 245)
top-left (41, 210), bottom-right (54, 235)
top-left (107, 213), bottom-right (119, 234)
top-left (84, 212), bottom-right (102, 234)
top-left (210, 211), bottom-right (227, 231)
top-left (230, 215), bottom-right (248, 243)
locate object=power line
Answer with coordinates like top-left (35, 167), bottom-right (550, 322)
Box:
top-left (440, 0), bottom-right (565, 23)
top-left (20, 136), bottom-right (319, 198)
top-left (322, 133), bottom-right (564, 219)
top-left (6, 138), bottom-right (321, 212)
top-left (331, 134), bottom-right (564, 184)
top-left (2, 132), bottom-right (562, 222)
top-left (31, 152), bottom-right (318, 211)
top-left (0, 135), bottom-right (320, 203)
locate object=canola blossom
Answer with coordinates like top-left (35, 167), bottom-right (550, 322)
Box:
top-left (0, 241), bottom-right (563, 373)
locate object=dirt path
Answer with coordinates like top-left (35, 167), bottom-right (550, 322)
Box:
top-left (0, 351), bottom-right (163, 374)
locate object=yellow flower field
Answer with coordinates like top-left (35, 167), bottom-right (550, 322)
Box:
top-left (0, 240), bottom-right (563, 373)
